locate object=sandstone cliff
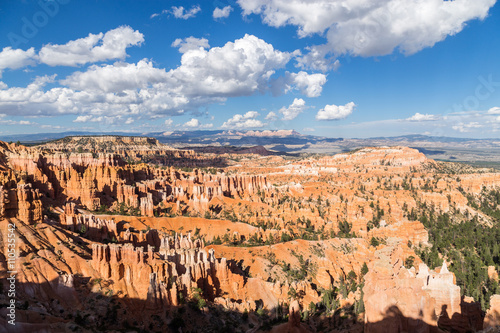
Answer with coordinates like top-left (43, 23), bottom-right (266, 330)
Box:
top-left (485, 295), bottom-right (500, 329)
top-left (363, 241), bottom-right (483, 333)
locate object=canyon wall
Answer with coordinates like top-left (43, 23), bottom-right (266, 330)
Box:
top-left (363, 244), bottom-right (483, 333)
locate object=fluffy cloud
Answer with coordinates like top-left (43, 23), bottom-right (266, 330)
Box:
top-left (265, 111), bottom-right (278, 121)
top-left (280, 98), bottom-right (306, 121)
top-left (171, 6), bottom-right (201, 19)
top-left (0, 74), bottom-right (156, 117)
top-left (487, 107), bottom-right (500, 114)
top-left (184, 118), bottom-right (213, 128)
top-left (185, 118), bottom-right (199, 127)
top-left (40, 124), bottom-right (62, 129)
top-left (164, 118), bottom-right (173, 126)
top-left (0, 26), bottom-right (143, 73)
top-left (64, 34), bottom-right (291, 114)
top-left (316, 102), bottom-right (355, 120)
top-left (213, 6), bottom-right (233, 19)
top-left (0, 34), bottom-right (319, 120)
top-left (286, 71), bottom-right (327, 98)
top-left (452, 122), bottom-right (483, 133)
top-left (0, 75), bottom-right (73, 116)
top-left (73, 115), bottom-right (103, 123)
top-left (222, 111), bottom-right (264, 128)
top-left (295, 46), bottom-right (341, 72)
top-left (172, 37), bottom-right (210, 53)
top-left (238, 0), bottom-right (495, 59)
top-left (0, 47), bottom-right (37, 76)
top-left (407, 113), bottom-right (439, 122)
top-left (61, 60), bottom-right (169, 92)
top-left (0, 119), bottom-right (35, 126)
top-left (170, 34), bottom-right (291, 98)
top-left (38, 26), bottom-right (144, 66)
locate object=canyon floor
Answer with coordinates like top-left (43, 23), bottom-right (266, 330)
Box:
top-left (0, 135), bottom-right (499, 332)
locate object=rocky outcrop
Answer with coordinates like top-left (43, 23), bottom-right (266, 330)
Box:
top-left (7, 151), bottom-right (124, 210)
top-left (315, 146), bottom-right (429, 169)
top-left (489, 266), bottom-right (499, 281)
top-left (485, 295), bottom-right (500, 329)
top-left (369, 220), bottom-right (429, 245)
top-left (0, 183), bottom-right (42, 224)
top-left (140, 193), bottom-right (154, 217)
top-left (363, 245), bottom-right (482, 333)
top-left (90, 242), bottom-right (247, 308)
top-left (5, 144), bottom-right (270, 216)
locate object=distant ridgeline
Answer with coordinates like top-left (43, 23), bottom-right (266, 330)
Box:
top-left (41, 135), bottom-right (161, 151)
top-left (34, 135), bottom-right (227, 168)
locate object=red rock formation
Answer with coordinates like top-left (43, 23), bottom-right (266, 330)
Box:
top-left (485, 295), bottom-right (500, 329)
top-left (369, 220), bottom-right (429, 245)
top-left (3, 142), bottom-right (271, 218)
top-left (363, 245), bottom-right (482, 333)
top-left (140, 193), bottom-right (154, 217)
top-left (0, 182), bottom-right (42, 224)
top-left (313, 146), bottom-right (429, 170)
top-left (2, 140), bottom-right (500, 332)
top-left (489, 266), bottom-right (499, 281)
top-left (90, 242), bottom-right (248, 309)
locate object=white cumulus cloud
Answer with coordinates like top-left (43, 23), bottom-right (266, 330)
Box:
top-left (406, 113), bottom-right (439, 122)
top-left (265, 111), bottom-right (278, 121)
top-left (0, 119), bottom-right (36, 126)
top-left (487, 106), bottom-right (500, 114)
top-left (286, 71), bottom-right (327, 97)
top-left (222, 111), bottom-right (264, 128)
top-left (171, 6), bottom-right (201, 19)
top-left (452, 122), bottom-right (483, 133)
top-left (39, 26), bottom-right (144, 66)
top-left (172, 37), bottom-right (210, 53)
top-left (280, 98), bottom-right (306, 121)
top-left (316, 102), bottom-right (356, 120)
top-left (213, 6), bottom-right (233, 19)
top-left (73, 115), bottom-right (103, 123)
top-left (61, 59), bottom-right (169, 92)
top-left (238, 0), bottom-right (495, 61)
top-left (0, 47), bottom-right (37, 77)
top-left (295, 45), bottom-right (339, 72)
top-left (0, 34), bottom-right (318, 120)
top-left (185, 118), bottom-right (200, 127)
top-left (170, 34), bottom-right (291, 98)
top-left (184, 118), bottom-right (213, 128)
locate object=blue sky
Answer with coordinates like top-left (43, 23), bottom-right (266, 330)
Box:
top-left (0, 0), bottom-right (499, 138)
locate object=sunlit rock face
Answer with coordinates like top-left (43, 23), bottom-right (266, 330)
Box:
top-left (0, 140), bottom-right (498, 331)
top-left (364, 247), bottom-right (483, 333)
top-left (485, 295), bottom-right (500, 329)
